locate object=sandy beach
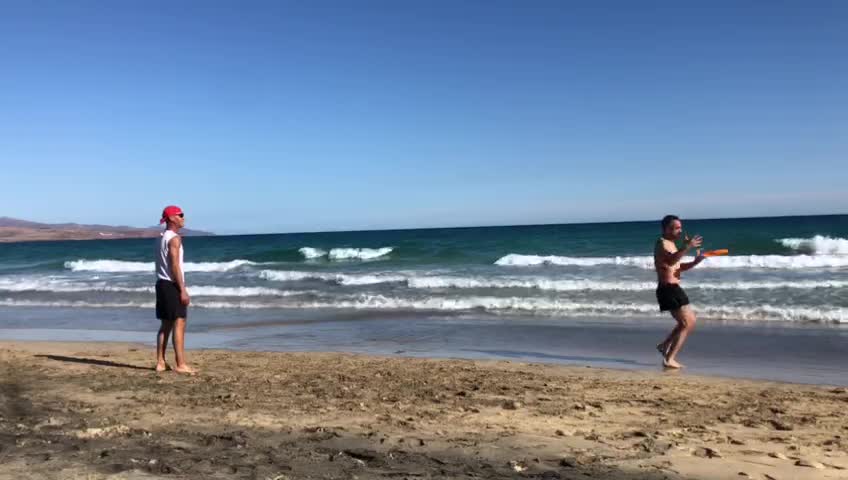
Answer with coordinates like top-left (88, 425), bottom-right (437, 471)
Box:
top-left (0, 341), bottom-right (845, 480)
top-left (4, 1), bottom-right (848, 478)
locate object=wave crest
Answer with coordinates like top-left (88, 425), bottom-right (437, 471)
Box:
top-left (495, 254), bottom-right (653, 268)
top-left (298, 247), bottom-right (327, 259)
top-left (64, 259), bottom-right (256, 273)
top-left (1, 295), bottom-right (842, 322)
top-left (298, 247), bottom-right (393, 261)
top-left (407, 276), bottom-right (848, 291)
top-left (0, 278), bottom-right (303, 296)
top-left (258, 270), bottom-right (848, 291)
top-left (287, 296), bottom-right (846, 322)
top-left (259, 270), bottom-right (406, 286)
top-left (778, 236), bottom-right (848, 255)
top-left (495, 253), bottom-right (848, 270)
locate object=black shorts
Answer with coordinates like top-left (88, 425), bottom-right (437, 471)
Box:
top-left (156, 280), bottom-right (187, 321)
top-left (656, 283), bottom-right (690, 312)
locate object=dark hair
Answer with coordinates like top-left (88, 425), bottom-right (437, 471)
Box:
top-left (661, 215), bottom-right (680, 231)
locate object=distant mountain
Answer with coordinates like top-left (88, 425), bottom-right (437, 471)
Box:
top-left (0, 217), bottom-right (213, 243)
top-left (0, 218), bottom-right (46, 228)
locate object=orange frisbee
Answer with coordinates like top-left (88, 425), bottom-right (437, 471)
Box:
top-left (702, 249), bottom-right (729, 257)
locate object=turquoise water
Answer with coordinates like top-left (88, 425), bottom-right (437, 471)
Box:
top-left (1, 214), bottom-right (847, 323)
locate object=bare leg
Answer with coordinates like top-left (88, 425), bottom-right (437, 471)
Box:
top-left (171, 317), bottom-right (196, 374)
top-left (156, 319), bottom-right (174, 372)
top-left (664, 306), bottom-right (696, 369)
top-left (657, 324), bottom-right (681, 357)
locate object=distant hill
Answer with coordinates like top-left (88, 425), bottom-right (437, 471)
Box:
top-left (0, 217), bottom-right (213, 243)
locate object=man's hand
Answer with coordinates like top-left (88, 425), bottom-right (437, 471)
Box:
top-left (695, 249), bottom-right (705, 263)
top-left (180, 290), bottom-right (190, 306)
top-left (685, 234), bottom-right (703, 250)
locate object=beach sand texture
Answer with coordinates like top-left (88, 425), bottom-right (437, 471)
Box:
top-left (1, 341), bottom-right (846, 479)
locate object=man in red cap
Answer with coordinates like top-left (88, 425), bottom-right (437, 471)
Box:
top-left (154, 205), bottom-right (196, 374)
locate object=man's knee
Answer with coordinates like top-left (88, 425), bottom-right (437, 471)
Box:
top-left (673, 307), bottom-right (696, 330)
top-left (683, 311), bottom-right (697, 330)
top-left (173, 317), bottom-right (187, 333)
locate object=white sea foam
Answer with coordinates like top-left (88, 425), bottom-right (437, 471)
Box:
top-left (495, 254), bottom-right (655, 268)
top-left (297, 247), bottom-right (394, 261)
top-left (0, 299), bottom-right (155, 309)
top-left (180, 260), bottom-right (259, 272)
top-left (1, 295), bottom-right (842, 322)
top-left (691, 255), bottom-right (848, 269)
top-left (259, 270), bottom-right (406, 285)
top-left (257, 269), bottom-right (848, 291)
top-left (693, 279), bottom-right (848, 290)
top-left (280, 295), bottom-right (846, 322)
top-left (330, 273), bottom-right (406, 285)
top-left (64, 259), bottom-right (256, 273)
top-left (0, 277), bottom-right (115, 293)
top-left (495, 253), bottom-right (848, 269)
top-left (406, 276), bottom-right (848, 292)
top-left (0, 277), bottom-right (302, 296)
top-left (297, 295), bottom-right (666, 314)
top-left (63, 260), bottom-right (153, 272)
top-left (299, 247), bottom-right (327, 259)
top-left (408, 276), bottom-right (655, 291)
top-left (187, 286), bottom-right (302, 297)
top-left (222, 297), bottom-right (848, 322)
top-left (21, 268), bottom-right (841, 296)
top-left (778, 236), bottom-right (848, 255)
top-left (259, 270), bottom-right (323, 282)
top-left (328, 247), bottom-right (394, 260)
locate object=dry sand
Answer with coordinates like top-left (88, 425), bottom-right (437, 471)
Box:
top-left (1, 341), bottom-right (846, 479)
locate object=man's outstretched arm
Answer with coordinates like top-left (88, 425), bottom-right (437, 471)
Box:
top-left (680, 255), bottom-right (705, 271)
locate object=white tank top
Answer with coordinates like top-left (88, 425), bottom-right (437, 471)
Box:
top-left (156, 230), bottom-right (184, 283)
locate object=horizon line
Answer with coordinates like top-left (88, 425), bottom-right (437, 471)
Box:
top-left (210, 212), bottom-right (848, 238)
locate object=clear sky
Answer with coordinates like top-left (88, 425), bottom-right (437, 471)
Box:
top-left (1, 1), bottom-right (846, 234)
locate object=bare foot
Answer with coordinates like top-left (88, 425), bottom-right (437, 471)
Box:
top-left (173, 365), bottom-right (198, 375)
top-left (656, 343), bottom-right (669, 357)
top-left (663, 358), bottom-right (684, 369)
top-left (155, 362), bottom-right (170, 373)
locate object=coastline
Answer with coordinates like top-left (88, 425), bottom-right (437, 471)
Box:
top-left (1, 308), bottom-right (846, 385)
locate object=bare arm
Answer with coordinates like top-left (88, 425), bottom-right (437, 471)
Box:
top-left (664, 246), bottom-right (689, 266)
top-left (660, 235), bottom-right (703, 267)
top-left (168, 236), bottom-right (185, 289)
top-left (168, 235), bottom-right (189, 305)
top-left (680, 255), bottom-right (704, 271)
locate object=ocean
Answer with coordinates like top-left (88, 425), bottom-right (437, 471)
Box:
top-left (1, 215), bottom-right (847, 383)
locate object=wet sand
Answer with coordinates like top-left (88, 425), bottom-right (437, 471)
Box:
top-left (2, 307), bottom-right (847, 385)
top-left (1, 341), bottom-right (846, 480)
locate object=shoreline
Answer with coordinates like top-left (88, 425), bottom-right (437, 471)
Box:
top-left (1, 341), bottom-right (846, 479)
top-left (1, 308), bottom-right (846, 386)
top-left (0, 336), bottom-right (845, 390)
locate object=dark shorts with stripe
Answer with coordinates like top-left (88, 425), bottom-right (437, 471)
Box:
top-left (656, 283), bottom-right (690, 312)
top-left (156, 279), bottom-right (187, 321)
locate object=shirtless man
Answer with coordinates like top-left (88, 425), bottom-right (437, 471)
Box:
top-left (654, 215), bottom-right (704, 369)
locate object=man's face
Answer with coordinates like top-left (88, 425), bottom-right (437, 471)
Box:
top-left (665, 219), bottom-right (683, 240)
top-left (169, 213), bottom-right (185, 228)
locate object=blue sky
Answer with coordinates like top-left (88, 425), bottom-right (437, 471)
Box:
top-left (1, 1), bottom-right (845, 234)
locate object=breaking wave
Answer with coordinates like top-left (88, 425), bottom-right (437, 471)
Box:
top-left (64, 259), bottom-right (257, 273)
top-left (298, 247), bottom-right (393, 261)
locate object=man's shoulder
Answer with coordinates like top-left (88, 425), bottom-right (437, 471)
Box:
top-left (656, 238), bottom-right (676, 252)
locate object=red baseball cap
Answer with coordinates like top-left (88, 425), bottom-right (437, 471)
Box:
top-left (160, 205), bottom-right (184, 224)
